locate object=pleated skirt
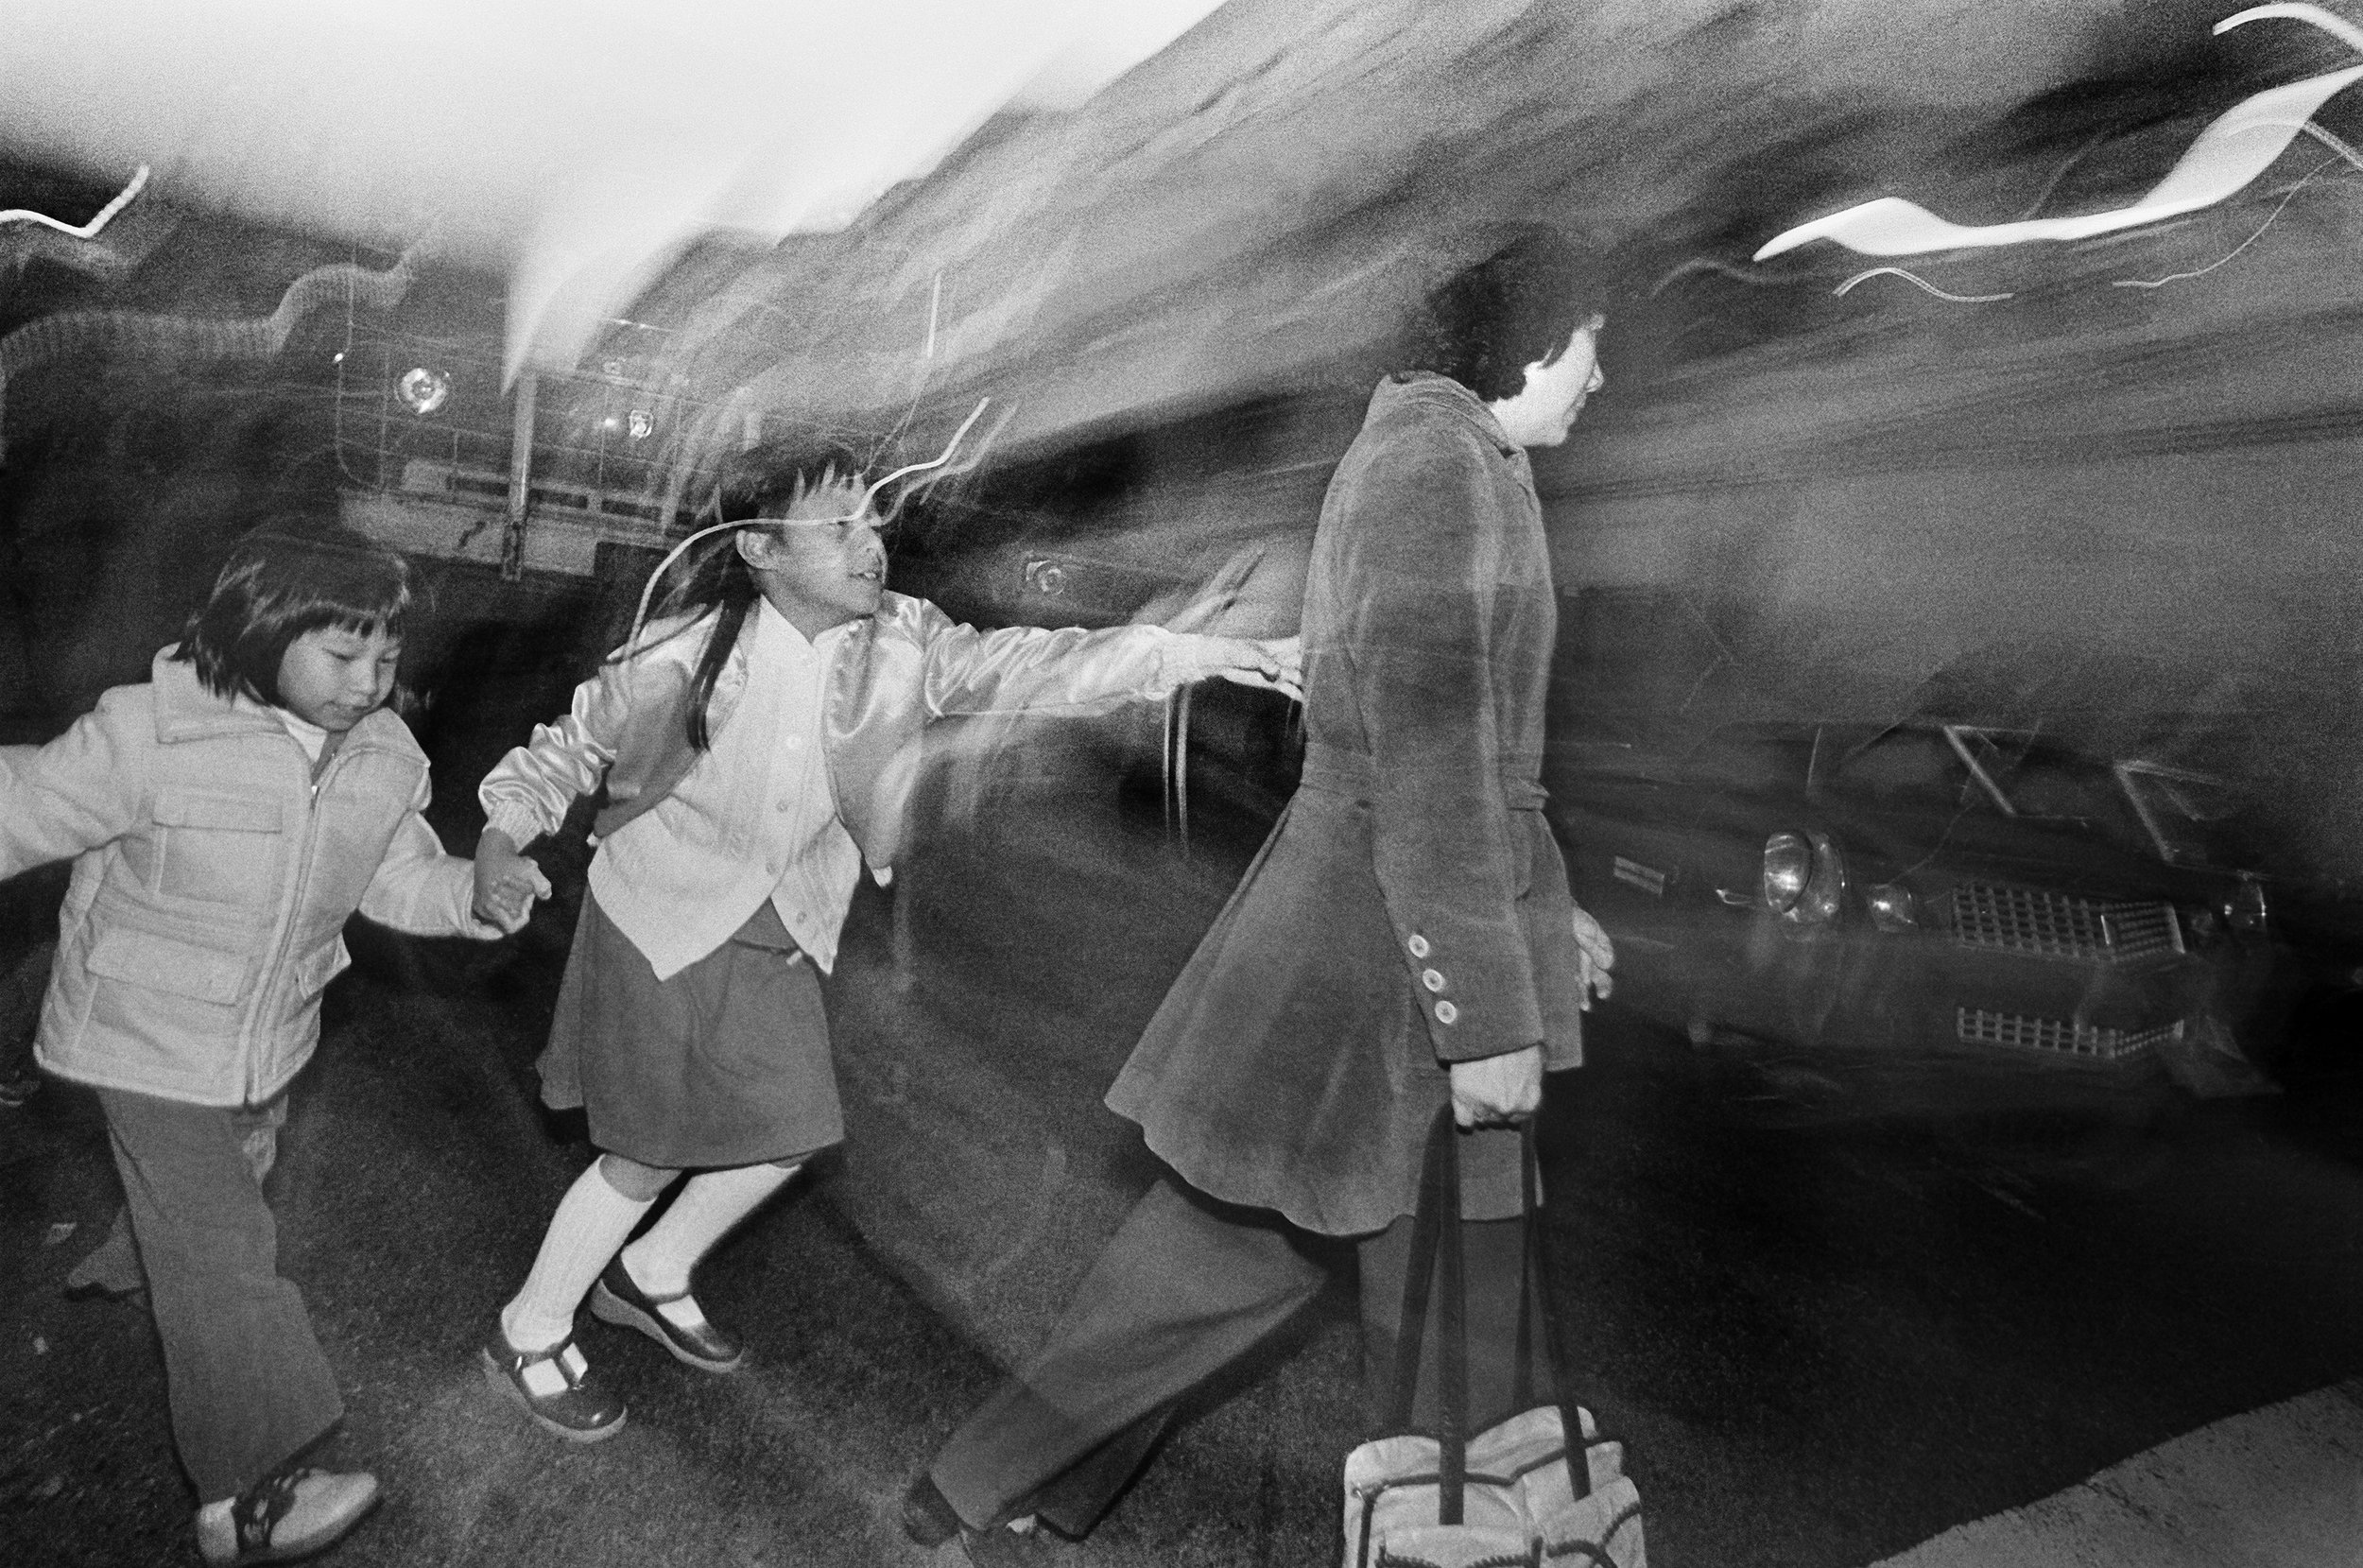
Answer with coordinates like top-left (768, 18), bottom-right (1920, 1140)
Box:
top-left (540, 890), bottom-right (839, 1169)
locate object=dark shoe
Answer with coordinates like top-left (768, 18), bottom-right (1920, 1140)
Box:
top-left (480, 1325), bottom-right (627, 1441)
top-left (905, 1475), bottom-right (1061, 1562)
top-left (903, 1473), bottom-right (965, 1547)
top-left (588, 1257), bottom-right (743, 1372)
top-left (196, 1465), bottom-right (380, 1565)
top-left (956, 1521), bottom-right (1057, 1566)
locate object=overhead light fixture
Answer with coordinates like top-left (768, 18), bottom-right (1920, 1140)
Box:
top-left (396, 366), bottom-right (451, 416)
top-left (627, 408), bottom-right (654, 439)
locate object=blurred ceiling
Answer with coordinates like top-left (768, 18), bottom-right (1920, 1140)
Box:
top-left (580, 0), bottom-right (2363, 468)
top-left (12, 2), bottom-right (2363, 487)
top-left (11, 0), bottom-right (2363, 863)
top-left (0, 0), bottom-right (1226, 375)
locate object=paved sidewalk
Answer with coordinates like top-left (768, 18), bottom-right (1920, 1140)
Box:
top-left (1874, 1381), bottom-right (2363, 1568)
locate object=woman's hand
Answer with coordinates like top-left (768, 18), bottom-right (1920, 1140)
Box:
top-left (1449, 1042), bottom-right (1544, 1128)
top-left (1198, 633), bottom-right (1303, 702)
top-left (1570, 905), bottom-right (1615, 1008)
top-left (472, 829), bottom-right (552, 935)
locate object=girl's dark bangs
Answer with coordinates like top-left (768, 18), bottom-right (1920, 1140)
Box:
top-left (295, 568), bottom-right (413, 635)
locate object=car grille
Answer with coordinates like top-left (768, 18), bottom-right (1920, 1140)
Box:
top-left (1950, 883), bottom-right (2182, 962)
top-left (1956, 1008), bottom-right (2182, 1062)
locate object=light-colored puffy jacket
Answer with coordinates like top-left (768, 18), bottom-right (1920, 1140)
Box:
top-left (479, 590), bottom-right (1220, 874)
top-left (0, 650), bottom-right (492, 1108)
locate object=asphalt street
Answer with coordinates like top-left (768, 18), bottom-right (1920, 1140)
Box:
top-left (4, 771), bottom-right (2361, 1568)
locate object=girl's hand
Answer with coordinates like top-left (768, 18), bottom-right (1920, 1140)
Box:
top-left (472, 832), bottom-right (551, 935)
top-left (1202, 634), bottom-right (1304, 703)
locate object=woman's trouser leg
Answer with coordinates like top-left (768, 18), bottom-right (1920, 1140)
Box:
top-left (928, 1178), bottom-right (1333, 1535)
top-left (97, 1087), bottom-right (342, 1503)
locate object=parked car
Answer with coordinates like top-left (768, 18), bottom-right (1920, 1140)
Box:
top-left (1551, 719), bottom-right (2293, 1113)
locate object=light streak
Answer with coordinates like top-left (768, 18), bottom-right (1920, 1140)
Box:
top-left (0, 165), bottom-right (149, 238)
top-left (2217, 4), bottom-right (2363, 57)
top-left (1833, 267), bottom-right (2013, 302)
top-left (625, 397), bottom-right (992, 652)
top-left (857, 396), bottom-right (992, 507)
top-left (2112, 156), bottom-right (2342, 288)
top-left (1754, 64), bottom-right (2363, 260)
top-left (2014, 129), bottom-right (2113, 220)
top-left (1647, 256), bottom-right (1799, 296)
top-left (0, 250), bottom-right (412, 460)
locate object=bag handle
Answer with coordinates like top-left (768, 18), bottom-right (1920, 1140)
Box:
top-left (1387, 1105), bottom-right (1470, 1523)
top-left (1519, 1124), bottom-right (1596, 1494)
top-left (1388, 1107), bottom-right (1599, 1521)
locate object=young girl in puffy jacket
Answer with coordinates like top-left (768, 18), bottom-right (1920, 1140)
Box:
top-left (0, 526), bottom-right (540, 1567)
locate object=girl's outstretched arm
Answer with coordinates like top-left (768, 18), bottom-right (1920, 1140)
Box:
top-left (0, 695), bottom-right (145, 881)
top-left (475, 648), bottom-right (651, 852)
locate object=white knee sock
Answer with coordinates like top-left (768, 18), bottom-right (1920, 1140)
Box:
top-left (620, 1162), bottom-right (798, 1301)
top-left (501, 1163), bottom-right (659, 1353)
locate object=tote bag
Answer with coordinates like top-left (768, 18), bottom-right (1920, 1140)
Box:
top-left (1340, 1110), bottom-right (1645, 1568)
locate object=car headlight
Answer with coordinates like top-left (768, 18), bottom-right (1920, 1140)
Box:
top-left (1763, 832), bottom-right (1811, 914)
top-left (1793, 831), bottom-right (1844, 923)
top-left (1867, 883), bottom-right (1917, 933)
top-left (2228, 876), bottom-right (2268, 936)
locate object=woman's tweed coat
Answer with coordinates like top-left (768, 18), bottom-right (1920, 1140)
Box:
top-left (1107, 372), bottom-right (1588, 1235)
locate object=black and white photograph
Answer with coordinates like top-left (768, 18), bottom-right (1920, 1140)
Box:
top-left (3, 3), bottom-right (2360, 1565)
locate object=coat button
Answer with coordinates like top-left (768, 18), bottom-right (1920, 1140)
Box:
top-left (1435, 1000), bottom-right (1459, 1025)
top-left (1406, 934), bottom-right (1430, 958)
top-left (1421, 968), bottom-right (1445, 992)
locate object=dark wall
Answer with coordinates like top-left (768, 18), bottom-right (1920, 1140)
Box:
top-left (1, 170), bottom-right (354, 733)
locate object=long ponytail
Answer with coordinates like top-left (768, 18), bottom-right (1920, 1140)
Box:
top-left (657, 541), bottom-right (761, 753)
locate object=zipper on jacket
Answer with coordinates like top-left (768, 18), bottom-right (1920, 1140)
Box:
top-left (248, 740), bottom-right (347, 1104)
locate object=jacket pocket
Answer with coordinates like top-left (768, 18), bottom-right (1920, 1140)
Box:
top-left (84, 926), bottom-right (253, 1005)
top-left (154, 790), bottom-right (284, 908)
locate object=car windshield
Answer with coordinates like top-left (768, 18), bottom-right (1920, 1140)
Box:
top-left (1825, 725), bottom-right (2164, 853)
top-left (1674, 729), bottom-right (1816, 793)
top-left (1826, 727), bottom-right (1992, 813)
top-left (2115, 763), bottom-right (2250, 868)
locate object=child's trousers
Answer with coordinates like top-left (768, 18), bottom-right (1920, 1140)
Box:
top-left (96, 1086), bottom-right (343, 1502)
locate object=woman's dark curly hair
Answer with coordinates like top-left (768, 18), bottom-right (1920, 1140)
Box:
top-left (1406, 225), bottom-right (1609, 402)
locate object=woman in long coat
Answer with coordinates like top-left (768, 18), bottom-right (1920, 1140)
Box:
top-left (906, 227), bottom-right (1617, 1560)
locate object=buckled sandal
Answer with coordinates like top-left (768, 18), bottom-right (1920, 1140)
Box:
top-left (197, 1464), bottom-right (380, 1565)
top-left (588, 1256), bottom-right (744, 1372)
top-left (480, 1324), bottom-right (627, 1441)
